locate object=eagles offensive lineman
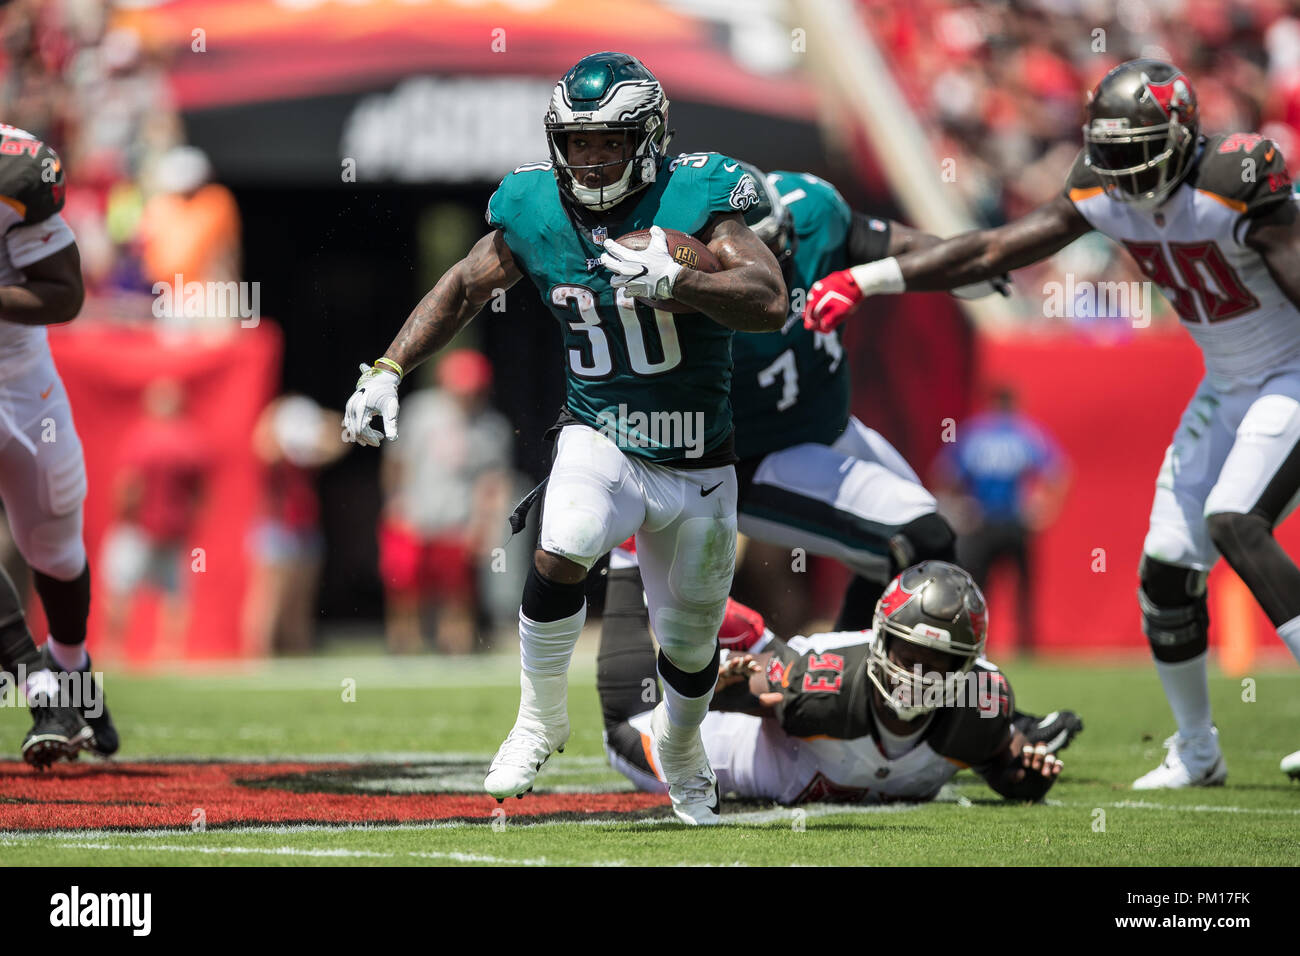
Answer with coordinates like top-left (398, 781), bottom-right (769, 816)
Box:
top-left (0, 123), bottom-right (117, 766)
top-left (342, 53), bottom-right (786, 823)
top-left (599, 562), bottom-right (1067, 805)
top-left (804, 59), bottom-right (1300, 786)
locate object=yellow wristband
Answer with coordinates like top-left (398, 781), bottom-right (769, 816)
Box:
top-left (373, 357), bottom-right (403, 380)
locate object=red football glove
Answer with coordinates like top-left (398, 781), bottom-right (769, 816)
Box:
top-left (803, 269), bottom-right (863, 332)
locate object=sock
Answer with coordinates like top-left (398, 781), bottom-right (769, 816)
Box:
top-left (513, 604), bottom-right (585, 734)
top-left (32, 563), bottom-right (90, 648)
top-left (1277, 615), bottom-right (1300, 664)
top-left (47, 636), bottom-right (88, 672)
top-left (518, 604), bottom-right (585, 677)
top-left (24, 667), bottom-right (60, 702)
top-left (658, 678), bottom-right (712, 732)
top-left (1154, 651), bottom-right (1213, 740)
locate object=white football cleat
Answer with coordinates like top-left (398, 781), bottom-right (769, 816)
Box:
top-left (1281, 749), bottom-right (1300, 781)
top-left (484, 720), bottom-right (568, 800)
top-left (1133, 728), bottom-right (1227, 790)
top-left (651, 702), bottom-right (720, 825)
top-left (484, 671), bottom-right (569, 801)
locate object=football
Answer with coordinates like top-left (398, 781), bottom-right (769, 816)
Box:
top-left (611, 227), bottom-right (721, 313)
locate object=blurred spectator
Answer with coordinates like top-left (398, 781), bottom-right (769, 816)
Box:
top-left (241, 395), bottom-right (348, 657)
top-left (379, 350), bottom-right (511, 654)
top-left (932, 386), bottom-right (1069, 653)
top-left (99, 379), bottom-right (212, 660)
top-left (138, 145), bottom-right (241, 287)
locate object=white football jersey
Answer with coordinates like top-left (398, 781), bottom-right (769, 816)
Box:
top-left (1067, 133), bottom-right (1300, 390)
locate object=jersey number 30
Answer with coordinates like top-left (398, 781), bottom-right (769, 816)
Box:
top-left (553, 286), bottom-right (683, 378)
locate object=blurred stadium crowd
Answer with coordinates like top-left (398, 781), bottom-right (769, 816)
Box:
top-left (2, 0), bottom-right (1299, 659)
top-left (0, 0), bottom-right (232, 303)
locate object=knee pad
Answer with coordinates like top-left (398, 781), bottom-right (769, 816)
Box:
top-left (21, 511), bottom-right (87, 580)
top-left (521, 563), bottom-right (586, 623)
top-left (1138, 555), bottom-right (1209, 663)
top-left (1205, 511), bottom-right (1271, 564)
top-left (890, 512), bottom-right (957, 573)
top-left (657, 644), bottom-right (720, 697)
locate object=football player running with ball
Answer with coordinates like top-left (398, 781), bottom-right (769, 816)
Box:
top-left (803, 59), bottom-right (1300, 787)
top-left (342, 52), bottom-right (786, 824)
top-left (0, 124), bottom-right (117, 767)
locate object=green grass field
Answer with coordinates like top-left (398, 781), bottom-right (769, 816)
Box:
top-left (1, 641), bottom-right (1297, 866)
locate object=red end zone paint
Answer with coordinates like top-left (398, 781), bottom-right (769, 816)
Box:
top-left (0, 761), bottom-right (669, 830)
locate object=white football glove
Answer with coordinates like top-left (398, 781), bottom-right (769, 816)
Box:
top-left (599, 224), bottom-right (683, 301)
top-left (342, 364), bottom-right (400, 447)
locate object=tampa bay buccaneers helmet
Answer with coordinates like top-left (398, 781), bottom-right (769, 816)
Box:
top-left (545, 51), bottom-right (672, 213)
top-left (1082, 58), bottom-right (1199, 210)
top-left (867, 561), bottom-right (989, 721)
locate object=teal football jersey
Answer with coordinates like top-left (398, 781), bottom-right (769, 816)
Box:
top-left (487, 152), bottom-right (760, 464)
top-left (731, 171), bottom-right (854, 460)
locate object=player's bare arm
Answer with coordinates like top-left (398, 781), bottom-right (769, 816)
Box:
top-left (385, 229), bottom-right (521, 373)
top-left (670, 212), bottom-right (787, 331)
top-left (342, 229), bottom-right (520, 446)
top-left (0, 244), bottom-right (84, 325)
top-left (883, 220), bottom-right (942, 257)
top-left (804, 194), bottom-right (1090, 331)
top-left (977, 729), bottom-right (1063, 801)
top-left (894, 196), bottom-right (1090, 291)
top-left (1244, 199), bottom-right (1300, 308)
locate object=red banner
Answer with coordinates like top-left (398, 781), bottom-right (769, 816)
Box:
top-left (44, 320), bottom-right (281, 663)
top-left (974, 327), bottom-right (1299, 658)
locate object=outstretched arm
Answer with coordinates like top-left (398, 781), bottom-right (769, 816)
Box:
top-left (385, 228), bottom-right (522, 373)
top-left (805, 195), bottom-right (1091, 331)
top-left (895, 195), bottom-right (1090, 291)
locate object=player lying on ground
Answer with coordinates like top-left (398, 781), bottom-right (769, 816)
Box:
top-left (0, 123), bottom-right (117, 766)
top-left (803, 59), bottom-right (1300, 788)
top-left (599, 558), bottom-right (1078, 805)
top-left (342, 52), bottom-right (786, 824)
top-left (605, 535), bottom-right (1080, 750)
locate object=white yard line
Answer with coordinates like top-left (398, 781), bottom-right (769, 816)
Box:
top-left (8, 839), bottom-right (625, 867)
top-left (1050, 798), bottom-right (1300, 816)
